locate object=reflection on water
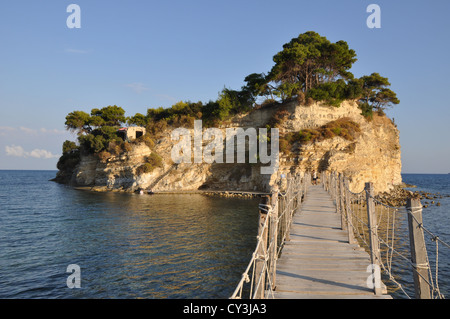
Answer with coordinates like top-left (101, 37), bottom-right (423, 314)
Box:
top-left (60, 193), bottom-right (261, 299)
top-left (0, 171), bottom-right (260, 299)
top-left (1, 171), bottom-right (448, 299)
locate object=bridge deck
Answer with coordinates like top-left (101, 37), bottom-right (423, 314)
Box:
top-left (273, 185), bottom-right (392, 299)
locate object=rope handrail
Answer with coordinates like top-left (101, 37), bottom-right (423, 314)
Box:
top-left (322, 171), bottom-right (448, 299)
top-left (230, 173), bottom-right (310, 299)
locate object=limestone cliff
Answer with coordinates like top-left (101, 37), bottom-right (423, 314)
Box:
top-left (64, 100), bottom-right (402, 194)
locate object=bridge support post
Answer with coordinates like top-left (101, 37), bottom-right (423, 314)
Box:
top-left (338, 173), bottom-right (347, 231)
top-left (406, 197), bottom-right (431, 299)
top-left (269, 192), bottom-right (279, 291)
top-left (285, 177), bottom-right (291, 242)
top-left (254, 195), bottom-right (270, 299)
top-left (344, 179), bottom-right (355, 245)
top-left (365, 182), bottom-right (382, 295)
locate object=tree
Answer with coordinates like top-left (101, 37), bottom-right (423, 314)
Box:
top-left (242, 73), bottom-right (273, 101)
top-left (91, 105), bottom-right (126, 127)
top-left (214, 88), bottom-right (238, 120)
top-left (358, 73), bottom-right (400, 111)
top-left (62, 140), bottom-right (78, 154)
top-left (127, 113), bottom-right (147, 127)
top-left (65, 111), bottom-right (92, 134)
top-left (267, 31), bottom-right (357, 99)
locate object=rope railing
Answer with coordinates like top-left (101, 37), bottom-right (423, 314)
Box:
top-left (321, 171), bottom-right (449, 299)
top-left (230, 173), bottom-right (310, 299)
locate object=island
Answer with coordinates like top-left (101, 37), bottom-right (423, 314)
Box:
top-left (53, 31), bottom-right (402, 197)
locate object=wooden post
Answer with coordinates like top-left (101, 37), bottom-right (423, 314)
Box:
top-left (345, 181), bottom-right (355, 245)
top-left (365, 182), bottom-right (382, 295)
top-left (286, 174), bottom-right (292, 241)
top-left (339, 173), bottom-right (347, 231)
top-left (407, 198), bottom-right (431, 299)
top-left (269, 192), bottom-right (279, 290)
top-left (254, 195), bottom-right (269, 299)
top-left (334, 173), bottom-right (340, 214)
top-left (334, 172), bottom-right (338, 205)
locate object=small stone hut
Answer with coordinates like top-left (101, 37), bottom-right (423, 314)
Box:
top-left (118, 127), bottom-right (146, 141)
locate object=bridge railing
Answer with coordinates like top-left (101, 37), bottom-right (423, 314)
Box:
top-left (230, 173), bottom-right (310, 299)
top-left (322, 171), bottom-right (449, 299)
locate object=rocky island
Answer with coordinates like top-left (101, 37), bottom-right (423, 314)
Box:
top-left (53, 31), bottom-right (402, 196)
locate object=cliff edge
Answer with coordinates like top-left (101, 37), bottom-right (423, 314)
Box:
top-left (58, 100), bottom-right (401, 194)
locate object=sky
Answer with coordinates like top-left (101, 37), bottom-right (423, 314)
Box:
top-left (0, 0), bottom-right (449, 173)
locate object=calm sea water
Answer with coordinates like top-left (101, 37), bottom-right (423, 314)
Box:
top-left (0, 170), bottom-right (259, 299)
top-left (387, 174), bottom-right (450, 298)
top-left (0, 171), bottom-right (449, 299)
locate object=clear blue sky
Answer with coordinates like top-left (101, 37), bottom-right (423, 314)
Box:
top-left (0, 0), bottom-right (449, 173)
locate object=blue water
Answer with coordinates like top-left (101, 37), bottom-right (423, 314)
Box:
top-left (391, 174), bottom-right (450, 298)
top-left (0, 171), bottom-right (449, 299)
top-left (0, 170), bottom-right (259, 299)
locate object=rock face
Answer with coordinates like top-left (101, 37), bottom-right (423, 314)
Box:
top-left (66, 100), bottom-right (402, 194)
top-left (278, 100), bottom-right (402, 193)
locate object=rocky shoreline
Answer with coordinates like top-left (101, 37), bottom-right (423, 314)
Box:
top-left (376, 183), bottom-right (449, 208)
top-left (73, 185), bottom-right (266, 199)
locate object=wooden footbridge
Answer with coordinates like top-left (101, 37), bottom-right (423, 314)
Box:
top-left (273, 184), bottom-right (390, 299)
top-left (231, 172), bottom-right (448, 299)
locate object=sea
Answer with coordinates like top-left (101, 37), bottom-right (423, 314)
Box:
top-left (0, 170), bottom-right (449, 299)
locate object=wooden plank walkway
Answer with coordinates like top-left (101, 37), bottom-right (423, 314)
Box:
top-left (273, 185), bottom-right (392, 299)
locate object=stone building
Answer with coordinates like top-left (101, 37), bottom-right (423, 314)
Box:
top-left (118, 126), bottom-right (146, 141)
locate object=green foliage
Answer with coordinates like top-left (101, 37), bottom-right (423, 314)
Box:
top-left (146, 119), bottom-right (168, 136)
top-left (62, 140), bottom-right (78, 154)
top-left (65, 111), bottom-right (92, 134)
top-left (91, 105), bottom-right (126, 127)
top-left (306, 79), bottom-right (362, 107)
top-left (238, 31), bottom-right (399, 113)
top-left (146, 101), bottom-right (202, 128)
top-left (135, 152), bottom-right (164, 175)
top-left (64, 105), bottom-right (132, 155)
top-left (134, 134), bottom-right (155, 149)
top-left (56, 151), bottom-right (80, 172)
top-left (268, 31), bottom-right (357, 99)
top-left (56, 143), bottom-right (81, 176)
top-left (242, 73), bottom-right (272, 101)
top-left (60, 31), bottom-right (399, 167)
top-left (214, 89), bottom-right (237, 120)
top-left (78, 134), bottom-right (105, 153)
top-left (127, 113), bottom-right (147, 127)
top-left (358, 102), bottom-right (373, 120)
top-left (358, 73), bottom-right (400, 111)
top-left (282, 118), bottom-right (361, 153)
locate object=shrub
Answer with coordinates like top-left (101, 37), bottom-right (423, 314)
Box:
top-left (134, 134), bottom-right (155, 149)
top-left (56, 150), bottom-right (81, 173)
top-left (146, 119), bottom-right (168, 136)
top-left (107, 140), bottom-right (122, 156)
top-left (97, 150), bottom-right (112, 163)
top-left (135, 163), bottom-right (154, 175)
top-left (147, 152), bottom-right (163, 168)
top-left (62, 140), bottom-right (78, 154)
top-left (267, 109), bottom-right (290, 128)
top-left (279, 137), bottom-right (291, 154)
top-left (358, 102), bottom-right (373, 120)
top-left (135, 152), bottom-right (164, 175)
top-left (284, 118), bottom-right (361, 150)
